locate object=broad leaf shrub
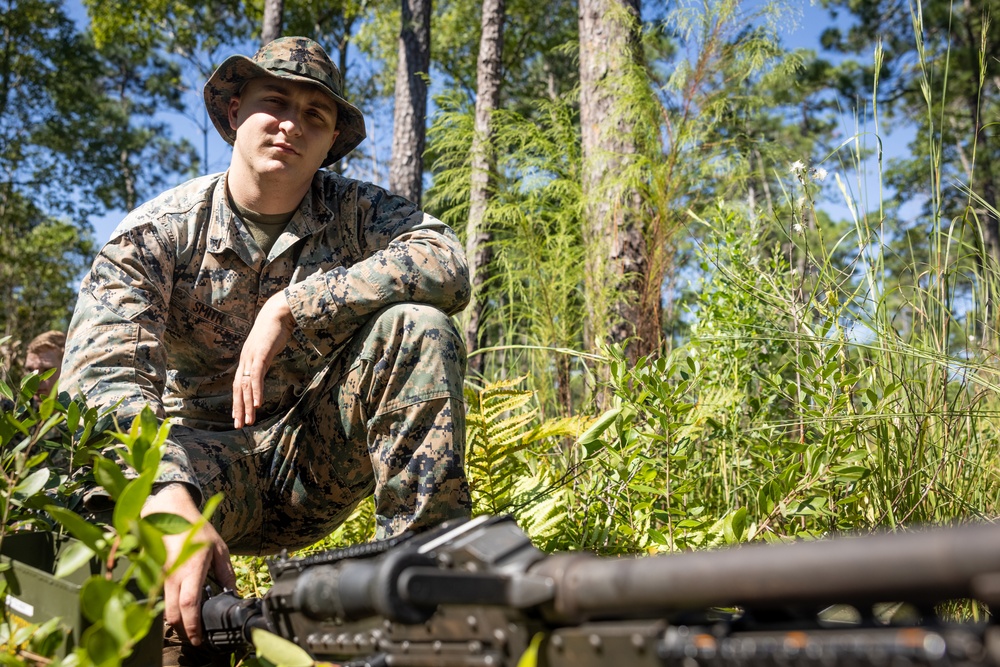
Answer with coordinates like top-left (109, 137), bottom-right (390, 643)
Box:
top-left (0, 341), bottom-right (211, 666)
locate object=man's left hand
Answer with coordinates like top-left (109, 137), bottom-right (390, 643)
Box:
top-left (233, 291), bottom-right (295, 428)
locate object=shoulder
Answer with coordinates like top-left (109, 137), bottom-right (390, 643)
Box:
top-left (111, 173), bottom-right (223, 240)
top-left (313, 170), bottom-right (418, 217)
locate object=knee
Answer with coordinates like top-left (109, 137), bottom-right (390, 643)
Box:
top-left (378, 304), bottom-right (463, 348)
top-left (369, 303), bottom-right (466, 370)
top-left (357, 303), bottom-right (466, 401)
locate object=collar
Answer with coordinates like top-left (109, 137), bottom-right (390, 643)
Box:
top-left (207, 172), bottom-right (335, 264)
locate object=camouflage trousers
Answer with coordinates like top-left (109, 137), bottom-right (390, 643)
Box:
top-left (168, 303), bottom-right (471, 555)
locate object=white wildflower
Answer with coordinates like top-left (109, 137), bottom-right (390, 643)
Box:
top-left (789, 160), bottom-right (805, 174)
top-left (813, 167), bottom-right (828, 181)
top-left (792, 222), bottom-right (804, 234)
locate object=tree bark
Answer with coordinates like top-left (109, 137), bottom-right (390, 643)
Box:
top-left (261, 0), bottom-right (284, 45)
top-left (390, 0), bottom-right (431, 205)
top-left (578, 0), bottom-right (657, 360)
top-left (464, 0), bottom-right (505, 378)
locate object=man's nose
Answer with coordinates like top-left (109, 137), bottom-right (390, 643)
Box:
top-left (278, 111), bottom-right (303, 136)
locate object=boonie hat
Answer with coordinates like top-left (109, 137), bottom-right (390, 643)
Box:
top-left (204, 36), bottom-right (366, 167)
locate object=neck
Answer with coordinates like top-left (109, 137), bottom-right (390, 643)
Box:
top-left (227, 161), bottom-right (311, 214)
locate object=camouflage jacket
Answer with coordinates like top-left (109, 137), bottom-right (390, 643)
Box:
top-left (62, 171), bottom-right (469, 489)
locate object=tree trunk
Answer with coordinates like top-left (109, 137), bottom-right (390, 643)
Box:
top-left (578, 0), bottom-right (657, 361)
top-left (389, 0), bottom-right (431, 205)
top-left (464, 0), bottom-right (505, 378)
top-left (261, 0), bottom-right (284, 44)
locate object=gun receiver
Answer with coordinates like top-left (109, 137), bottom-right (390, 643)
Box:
top-left (202, 516), bottom-right (1000, 666)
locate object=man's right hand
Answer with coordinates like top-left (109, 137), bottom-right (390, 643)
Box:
top-left (142, 483), bottom-right (238, 646)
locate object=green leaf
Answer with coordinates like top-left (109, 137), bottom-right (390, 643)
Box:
top-left (55, 539), bottom-right (96, 579)
top-left (118, 533), bottom-right (139, 554)
top-left (0, 378), bottom-right (13, 401)
top-left (577, 408), bottom-right (620, 446)
top-left (19, 374), bottom-right (40, 402)
top-left (32, 413), bottom-right (62, 444)
top-left (124, 603), bottom-right (154, 644)
top-left (135, 558), bottom-right (162, 595)
top-left (628, 483), bottom-right (669, 497)
top-left (24, 451), bottom-right (49, 469)
top-left (648, 528), bottom-right (669, 545)
top-left (723, 508), bottom-right (747, 544)
top-left (137, 521), bottom-right (168, 568)
top-left (12, 622), bottom-right (35, 646)
top-left (144, 512), bottom-right (193, 535)
top-left (142, 442), bottom-right (163, 473)
top-left (0, 415), bottom-right (14, 445)
top-left (14, 468), bottom-right (50, 500)
top-left (113, 470), bottom-right (156, 535)
top-left (168, 539), bottom-right (208, 576)
top-left (38, 387), bottom-right (56, 421)
top-left (81, 578), bottom-right (119, 624)
top-left (202, 492), bottom-right (224, 520)
top-left (82, 622), bottom-right (121, 667)
top-left (131, 408), bottom-right (159, 471)
top-left (47, 505), bottom-right (106, 550)
top-left (78, 407), bottom-right (97, 448)
top-left (92, 457), bottom-right (128, 500)
top-left (27, 616), bottom-right (67, 656)
top-left (66, 401), bottom-right (81, 436)
top-left (252, 627), bottom-right (316, 667)
top-left (102, 592), bottom-right (131, 646)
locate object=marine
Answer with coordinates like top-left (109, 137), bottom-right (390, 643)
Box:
top-left (60, 36), bottom-right (471, 656)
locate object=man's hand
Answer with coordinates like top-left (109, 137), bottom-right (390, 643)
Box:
top-left (142, 483), bottom-right (237, 646)
top-left (233, 291), bottom-right (295, 428)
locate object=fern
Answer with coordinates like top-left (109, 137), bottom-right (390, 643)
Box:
top-left (465, 377), bottom-right (602, 551)
top-left (465, 376), bottom-right (536, 515)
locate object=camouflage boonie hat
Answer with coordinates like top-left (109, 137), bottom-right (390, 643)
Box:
top-left (204, 36), bottom-right (366, 167)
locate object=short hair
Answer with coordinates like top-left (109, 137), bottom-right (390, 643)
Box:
top-left (26, 330), bottom-right (66, 357)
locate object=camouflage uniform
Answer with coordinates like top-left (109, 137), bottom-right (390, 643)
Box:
top-left (62, 171), bottom-right (472, 553)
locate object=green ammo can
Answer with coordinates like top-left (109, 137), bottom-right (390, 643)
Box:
top-left (1, 531), bottom-right (163, 666)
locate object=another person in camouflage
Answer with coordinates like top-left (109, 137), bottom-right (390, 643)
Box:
top-left (61, 36), bottom-right (471, 649)
top-left (24, 330), bottom-right (66, 400)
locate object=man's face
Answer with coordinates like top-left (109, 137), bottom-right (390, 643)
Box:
top-left (228, 77), bottom-right (340, 182)
top-left (25, 349), bottom-right (62, 397)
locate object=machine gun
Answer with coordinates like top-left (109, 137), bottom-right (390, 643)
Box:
top-left (201, 515), bottom-right (1000, 666)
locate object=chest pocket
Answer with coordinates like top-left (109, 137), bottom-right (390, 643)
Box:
top-left (165, 288), bottom-right (252, 375)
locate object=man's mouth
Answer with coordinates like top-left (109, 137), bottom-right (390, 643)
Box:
top-left (270, 142), bottom-right (299, 155)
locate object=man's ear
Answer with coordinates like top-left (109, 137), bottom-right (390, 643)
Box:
top-left (328, 129), bottom-right (340, 153)
top-left (228, 96), bottom-right (242, 132)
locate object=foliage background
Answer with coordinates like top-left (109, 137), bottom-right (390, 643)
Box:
top-left (2, 0), bottom-right (1000, 662)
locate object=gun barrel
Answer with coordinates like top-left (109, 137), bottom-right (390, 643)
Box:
top-left (532, 522), bottom-right (1000, 622)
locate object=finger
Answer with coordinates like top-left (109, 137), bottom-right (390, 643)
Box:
top-left (213, 543), bottom-right (238, 591)
top-left (178, 574), bottom-right (204, 645)
top-left (163, 576), bottom-right (182, 635)
top-left (232, 365), bottom-right (245, 428)
top-left (251, 357), bottom-right (266, 409)
top-left (241, 369), bottom-right (256, 426)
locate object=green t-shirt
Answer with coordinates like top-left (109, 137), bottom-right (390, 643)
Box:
top-left (228, 193), bottom-right (296, 256)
